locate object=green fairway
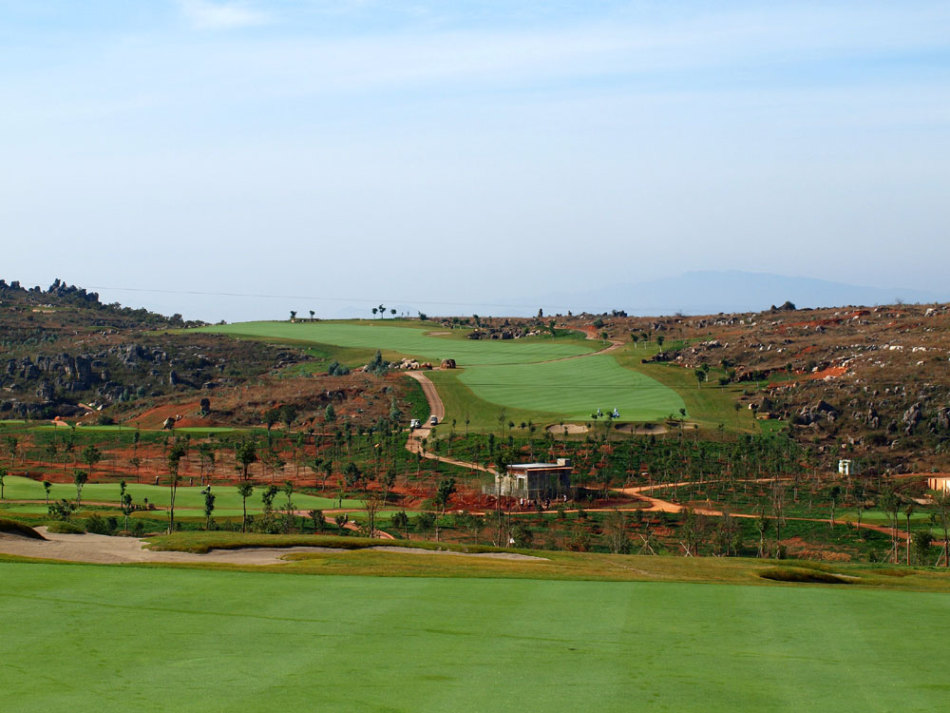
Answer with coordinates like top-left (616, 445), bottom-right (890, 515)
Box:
top-left (201, 320), bottom-right (594, 366)
top-left (0, 476), bottom-right (363, 516)
top-left (201, 321), bottom-right (687, 427)
top-left (456, 353), bottom-right (685, 422)
top-left (2, 561), bottom-right (949, 713)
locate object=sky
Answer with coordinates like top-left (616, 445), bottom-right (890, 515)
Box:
top-left (2, 1), bottom-right (948, 321)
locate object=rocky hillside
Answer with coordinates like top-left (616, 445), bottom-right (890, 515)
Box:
top-left (581, 302), bottom-right (950, 472)
top-left (0, 279), bottom-right (305, 419)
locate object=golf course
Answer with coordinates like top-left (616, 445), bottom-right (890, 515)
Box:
top-left (202, 320), bottom-right (687, 426)
top-left (2, 559), bottom-right (949, 713)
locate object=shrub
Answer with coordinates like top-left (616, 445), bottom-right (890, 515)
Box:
top-left (48, 499), bottom-right (76, 521)
top-left (86, 514), bottom-right (116, 535)
top-left (46, 521), bottom-right (86, 535)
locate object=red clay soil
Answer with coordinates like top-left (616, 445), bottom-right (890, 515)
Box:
top-left (781, 536), bottom-right (853, 562)
top-left (127, 402), bottom-right (206, 429)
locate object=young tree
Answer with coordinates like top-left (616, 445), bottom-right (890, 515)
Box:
top-left (81, 444), bottom-right (102, 477)
top-left (334, 513), bottom-right (349, 533)
top-left (391, 510), bottom-right (410, 538)
top-left (878, 487), bottom-right (901, 562)
top-left (198, 443), bottom-right (215, 485)
top-left (913, 531), bottom-right (934, 566)
top-left (236, 439), bottom-right (258, 481)
top-left (828, 485), bottom-right (842, 529)
top-left (308, 509), bottom-right (326, 533)
top-left (415, 511), bottom-right (436, 540)
top-left (904, 502), bottom-right (916, 565)
top-left (237, 482), bottom-right (254, 533)
top-left (121, 492), bottom-right (134, 533)
top-left (203, 487), bottom-right (216, 530)
top-left (73, 469), bottom-right (88, 507)
top-left (42, 480), bottom-right (52, 506)
top-left (932, 489), bottom-right (950, 567)
top-left (322, 460), bottom-right (333, 491)
top-left (261, 484), bottom-right (279, 514)
top-left (283, 480), bottom-right (295, 532)
top-left (6, 436), bottom-right (18, 466)
top-left (433, 478), bottom-right (456, 541)
top-left (364, 494), bottom-right (383, 538)
top-left (0, 466), bottom-right (5, 499)
top-left (166, 442), bottom-right (187, 534)
top-left (344, 461), bottom-right (362, 488)
top-left (604, 509), bottom-right (631, 554)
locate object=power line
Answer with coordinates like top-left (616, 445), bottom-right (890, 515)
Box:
top-left (84, 285), bottom-right (573, 312)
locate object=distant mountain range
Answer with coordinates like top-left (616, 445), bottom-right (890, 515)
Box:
top-left (533, 270), bottom-right (947, 317)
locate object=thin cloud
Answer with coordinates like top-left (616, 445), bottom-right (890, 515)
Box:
top-left (178, 0), bottom-right (272, 30)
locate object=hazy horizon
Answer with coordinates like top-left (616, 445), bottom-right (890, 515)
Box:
top-left (3, 2), bottom-right (948, 321)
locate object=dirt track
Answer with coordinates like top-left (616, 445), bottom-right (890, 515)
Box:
top-left (404, 370), bottom-right (445, 422)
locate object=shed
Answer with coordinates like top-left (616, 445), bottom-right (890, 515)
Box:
top-left (494, 459), bottom-right (572, 500)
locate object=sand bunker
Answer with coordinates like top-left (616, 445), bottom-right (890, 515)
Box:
top-left (0, 529), bottom-right (545, 565)
top-left (546, 424), bottom-right (588, 435)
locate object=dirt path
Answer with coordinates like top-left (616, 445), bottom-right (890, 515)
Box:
top-left (404, 371), bottom-right (445, 423)
top-left (535, 334), bottom-right (624, 364)
top-left (404, 370), bottom-right (497, 475)
top-left (612, 480), bottom-right (911, 539)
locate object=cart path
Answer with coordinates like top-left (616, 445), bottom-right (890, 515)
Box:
top-left (404, 370), bottom-right (497, 475)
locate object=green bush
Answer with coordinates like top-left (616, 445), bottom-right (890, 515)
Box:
top-left (86, 514), bottom-right (116, 535)
top-left (46, 521), bottom-right (86, 534)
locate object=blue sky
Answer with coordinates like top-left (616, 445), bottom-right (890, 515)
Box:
top-left (2, 1), bottom-right (948, 320)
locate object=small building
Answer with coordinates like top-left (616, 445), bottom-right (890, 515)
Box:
top-left (838, 459), bottom-right (854, 476)
top-left (928, 476), bottom-right (950, 493)
top-left (493, 459), bottom-right (572, 500)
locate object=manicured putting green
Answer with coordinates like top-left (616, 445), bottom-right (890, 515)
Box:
top-left (2, 561), bottom-right (949, 713)
top-left (202, 321), bottom-right (594, 365)
top-left (0, 476), bottom-right (361, 516)
top-left (457, 353), bottom-right (685, 421)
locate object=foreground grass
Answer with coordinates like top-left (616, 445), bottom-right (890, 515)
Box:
top-left (1, 559), bottom-right (949, 713)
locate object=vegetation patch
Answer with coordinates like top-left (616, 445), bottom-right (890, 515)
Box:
top-left (758, 566), bottom-right (856, 584)
top-left (0, 518), bottom-right (45, 540)
top-left (44, 521), bottom-right (85, 535)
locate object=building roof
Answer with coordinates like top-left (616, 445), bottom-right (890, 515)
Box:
top-left (508, 463), bottom-right (571, 470)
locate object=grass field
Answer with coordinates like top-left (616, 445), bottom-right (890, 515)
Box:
top-left (2, 559), bottom-right (949, 712)
top-left (201, 320), bottom-right (595, 365)
top-left (201, 321), bottom-right (687, 430)
top-left (455, 353), bottom-right (684, 422)
top-left (0, 476), bottom-right (364, 517)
